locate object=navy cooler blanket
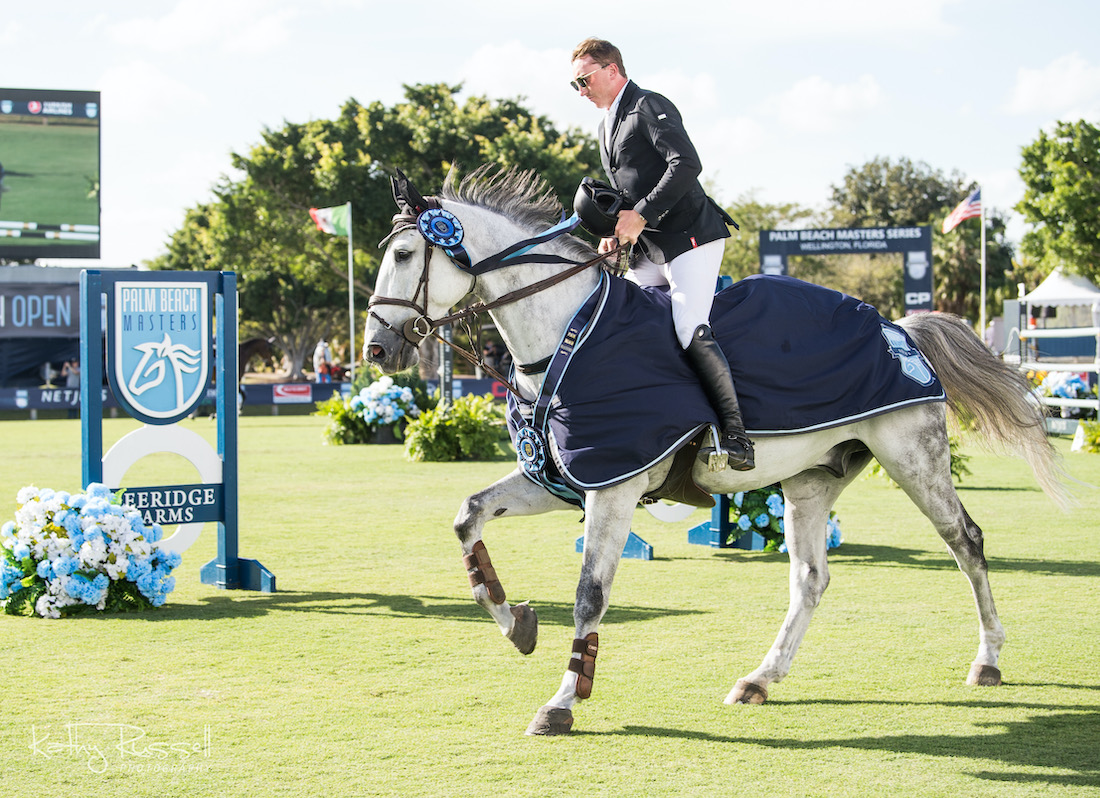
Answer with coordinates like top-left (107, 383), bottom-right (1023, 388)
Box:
top-left (713, 274), bottom-right (945, 434)
top-left (509, 273), bottom-right (944, 494)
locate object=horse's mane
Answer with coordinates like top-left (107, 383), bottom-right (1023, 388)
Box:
top-left (440, 166), bottom-right (595, 260)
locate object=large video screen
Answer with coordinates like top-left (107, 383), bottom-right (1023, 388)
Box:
top-left (0, 87), bottom-right (101, 261)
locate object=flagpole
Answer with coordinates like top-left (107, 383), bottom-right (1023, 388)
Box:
top-left (979, 190), bottom-right (987, 342)
top-left (346, 200), bottom-right (355, 383)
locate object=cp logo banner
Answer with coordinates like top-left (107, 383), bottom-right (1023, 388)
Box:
top-left (109, 281), bottom-right (211, 424)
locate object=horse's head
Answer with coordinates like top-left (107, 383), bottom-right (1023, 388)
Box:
top-left (364, 166), bottom-right (600, 377)
top-left (363, 171), bottom-right (477, 373)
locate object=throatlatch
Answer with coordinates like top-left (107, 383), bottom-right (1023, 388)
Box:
top-left (568, 632), bottom-right (599, 699)
top-left (464, 540), bottom-right (506, 605)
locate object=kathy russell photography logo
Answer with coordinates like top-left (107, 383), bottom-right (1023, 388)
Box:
top-left (30, 722), bottom-right (211, 774)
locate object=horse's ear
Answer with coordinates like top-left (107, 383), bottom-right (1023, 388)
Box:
top-left (391, 168), bottom-right (430, 216)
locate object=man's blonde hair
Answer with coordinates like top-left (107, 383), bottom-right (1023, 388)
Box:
top-left (571, 38), bottom-right (627, 78)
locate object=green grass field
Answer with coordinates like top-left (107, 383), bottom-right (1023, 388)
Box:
top-left (1, 416), bottom-right (1097, 797)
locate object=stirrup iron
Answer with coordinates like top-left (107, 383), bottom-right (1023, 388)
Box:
top-left (705, 426), bottom-right (728, 473)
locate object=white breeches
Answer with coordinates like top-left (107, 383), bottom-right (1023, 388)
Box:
top-left (625, 239), bottom-right (726, 348)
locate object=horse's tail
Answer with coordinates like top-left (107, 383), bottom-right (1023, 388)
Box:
top-left (897, 312), bottom-right (1072, 510)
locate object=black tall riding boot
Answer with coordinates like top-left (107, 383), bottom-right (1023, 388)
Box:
top-left (684, 324), bottom-right (755, 471)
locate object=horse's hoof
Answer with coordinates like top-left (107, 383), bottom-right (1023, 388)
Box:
top-left (967, 664), bottom-right (1002, 686)
top-left (525, 705), bottom-right (573, 736)
top-left (725, 679), bottom-right (768, 705)
top-left (506, 602), bottom-right (538, 655)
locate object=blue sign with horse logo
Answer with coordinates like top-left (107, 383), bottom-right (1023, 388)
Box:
top-left (108, 280), bottom-right (211, 424)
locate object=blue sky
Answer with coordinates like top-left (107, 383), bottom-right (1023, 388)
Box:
top-left (4, 0), bottom-right (1098, 266)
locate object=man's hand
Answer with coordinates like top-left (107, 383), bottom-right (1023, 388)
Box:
top-left (598, 236), bottom-right (618, 254)
top-left (614, 209), bottom-right (646, 244)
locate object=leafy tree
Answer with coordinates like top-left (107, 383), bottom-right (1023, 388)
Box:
top-left (827, 157), bottom-right (1013, 321)
top-left (150, 84), bottom-right (602, 377)
top-left (933, 210), bottom-right (1013, 319)
top-left (718, 191), bottom-right (819, 281)
top-left (830, 156), bottom-right (964, 228)
top-left (1016, 119), bottom-right (1100, 283)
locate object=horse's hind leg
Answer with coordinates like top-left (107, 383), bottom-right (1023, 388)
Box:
top-left (727, 468), bottom-right (853, 704)
top-left (869, 409), bottom-right (1005, 686)
top-left (454, 468), bottom-right (574, 655)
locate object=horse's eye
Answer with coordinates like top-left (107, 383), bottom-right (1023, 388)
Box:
top-left (393, 248), bottom-right (413, 263)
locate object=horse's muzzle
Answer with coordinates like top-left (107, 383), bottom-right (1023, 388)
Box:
top-left (362, 326), bottom-right (420, 374)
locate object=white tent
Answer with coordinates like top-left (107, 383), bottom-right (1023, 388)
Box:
top-left (1022, 267), bottom-right (1100, 307)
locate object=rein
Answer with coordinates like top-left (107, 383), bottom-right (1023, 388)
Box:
top-left (369, 208), bottom-right (621, 399)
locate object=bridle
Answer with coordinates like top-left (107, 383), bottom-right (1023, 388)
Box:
top-left (368, 200), bottom-right (620, 398)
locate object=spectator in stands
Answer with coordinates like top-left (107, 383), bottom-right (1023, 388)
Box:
top-left (62, 359), bottom-right (81, 389)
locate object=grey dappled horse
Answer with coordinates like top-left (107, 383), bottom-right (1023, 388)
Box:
top-left (363, 167), bottom-right (1067, 736)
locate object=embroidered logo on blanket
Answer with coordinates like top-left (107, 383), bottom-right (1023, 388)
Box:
top-left (881, 325), bottom-right (935, 386)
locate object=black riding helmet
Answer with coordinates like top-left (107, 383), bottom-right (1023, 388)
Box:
top-left (573, 177), bottom-right (626, 237)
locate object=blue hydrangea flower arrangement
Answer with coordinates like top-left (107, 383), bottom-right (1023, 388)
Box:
top-left (729, 484), bottom-right (842, 553)
top-left (1039, 371), bottom-right (1091, 400)
top-left (1036, 371), bottom-right (1097, 419)
top-left (0, 483), bottom-right (181, 618)
top-left (317, 370), bottom-right (431, 445)
top-left (349, 376), bottom-right (420, 430)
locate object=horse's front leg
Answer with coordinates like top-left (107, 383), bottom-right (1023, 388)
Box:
top-left (526, 475), bottom-right (645, 736)
top-left (454, 468), bottom-right (574, 655)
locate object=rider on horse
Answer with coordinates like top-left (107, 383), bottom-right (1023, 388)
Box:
top-left (569, 37), bottom-right (754, 472)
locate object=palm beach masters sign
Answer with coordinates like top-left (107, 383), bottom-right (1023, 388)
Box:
top-left (107, 281), bottom-right (211, 424)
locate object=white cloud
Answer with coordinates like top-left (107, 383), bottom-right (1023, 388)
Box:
top-left (641, 70), bottom-right (721, 115)
top-left (460, 42), bottom-right (588, 130)
top-left (974, 167), bottom-right (1026, 244)
top-left (694, 117), bottom-right (771, 197)
top-left (107, 0), bottom-right (297, 55)
top-left (99, 148), bottom-right (232, 263)
top-left (1005, 52), bottom-right (1100, 116)
top-left (770, 74), bottom-right (883, 132)
top-left (221, 7), bottom-right (298, 56)
top-left (0, 20), bottom-right (23, 46)
top-left (733, 0), bottom-right (959, 38)
top-left (94, 61), bottom-right (221, 261)
top-left (98, 60), bottom-right (208, 123)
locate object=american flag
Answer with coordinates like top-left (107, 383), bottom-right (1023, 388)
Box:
top-left (942, 188), bottom-right (982, 233)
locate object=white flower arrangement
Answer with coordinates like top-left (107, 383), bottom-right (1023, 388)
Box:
top-left (0, 483), bottom-right (181, 618)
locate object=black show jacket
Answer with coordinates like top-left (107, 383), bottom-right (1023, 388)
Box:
top-left (599, 80), bottom-right (731, 265)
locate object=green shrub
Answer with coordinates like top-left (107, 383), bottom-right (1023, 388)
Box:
top-left (314, 389), bottom-right (367, 445)
top-left (1077, 420), bottom-right (1100, 453)
top-left (404, 393), bottom-right (510, 462)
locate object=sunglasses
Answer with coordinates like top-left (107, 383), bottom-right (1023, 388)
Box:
top-left (570, 63), bottom-right (609, 91)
